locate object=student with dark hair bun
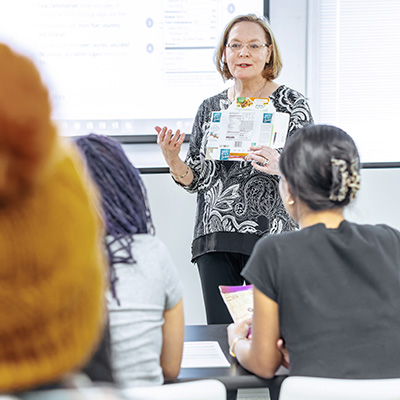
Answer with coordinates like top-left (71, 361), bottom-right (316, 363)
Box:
top-left (75, 134), bottom-right (184, 388)
top-left (279, 124), bottom-right (361, 211)
top-left (226, 124), bottom-right (400, 381)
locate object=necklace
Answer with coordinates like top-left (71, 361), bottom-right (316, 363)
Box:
top-left (232, 80), bottom-right (268, 102)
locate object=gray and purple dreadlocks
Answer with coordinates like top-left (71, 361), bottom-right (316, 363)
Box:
top-left (75, 133), bottom-right (155, 301)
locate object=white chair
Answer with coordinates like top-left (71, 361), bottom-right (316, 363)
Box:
top-left (122, 379), bottom-right (226, 400)
top-left (279, 376), bottom-right (400, 400)
top-left (10, 381), bottom-right (226, 400)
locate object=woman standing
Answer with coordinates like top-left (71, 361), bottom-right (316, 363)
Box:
top-left (156, 14), bottom-right (313, 324)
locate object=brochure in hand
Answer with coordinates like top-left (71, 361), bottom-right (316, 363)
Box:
top-left (206, 97), bottom-right (290, 161)
top-left (219, 284), bottom-right (254, 324)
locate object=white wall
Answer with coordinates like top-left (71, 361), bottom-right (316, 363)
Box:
top-left (269, 0), bottom-right (308, 95)
top-left (344, 168), bottom-right (400, 229)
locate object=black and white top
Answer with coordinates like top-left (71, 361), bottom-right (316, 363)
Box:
top-left (180, 85), bottom-right (313, 261)
top-left (242, 220), bottom-right (400, 379)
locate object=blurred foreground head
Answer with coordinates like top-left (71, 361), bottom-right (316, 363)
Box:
top-left (0, 43), bottom-right (107, 392)
top-left (0, 44), bottom-right (57, 205)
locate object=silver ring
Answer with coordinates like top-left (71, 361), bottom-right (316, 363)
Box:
top-left (263, 158), bottom-right (269, 166)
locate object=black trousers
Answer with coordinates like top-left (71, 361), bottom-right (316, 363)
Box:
top-left (196, 252), bottom-right (250, 400)
top-left (196, 252), bottom-right (250, 325)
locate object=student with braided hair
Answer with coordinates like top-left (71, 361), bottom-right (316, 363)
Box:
top-left (227, 124), bottom-right (400, 381)
top-left (75, 134), bottom-right (184, 388)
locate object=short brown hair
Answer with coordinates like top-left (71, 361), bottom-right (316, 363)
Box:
top-left (214, 14), bottom-right (283, 81)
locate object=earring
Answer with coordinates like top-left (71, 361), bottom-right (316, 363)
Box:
top-left (287, 199), bottom-right (294, 205)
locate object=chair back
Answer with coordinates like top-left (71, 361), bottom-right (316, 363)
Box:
top-left (122, 379), bottom-right (226, 400)
top-left (279, 376), bottom-right (400, 400)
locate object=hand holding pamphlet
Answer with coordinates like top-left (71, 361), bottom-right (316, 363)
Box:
top-left (206, 97), bottom-right (290, 161)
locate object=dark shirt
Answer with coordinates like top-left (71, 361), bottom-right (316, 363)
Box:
top-left (243, 220), bottom-right (400, 379)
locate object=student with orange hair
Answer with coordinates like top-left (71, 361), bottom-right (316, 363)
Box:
top-left (0, 43), bottom-right (122, 399)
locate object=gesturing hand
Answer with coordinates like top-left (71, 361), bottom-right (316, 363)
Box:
top-left (155, 126), bottom-right (186, 165)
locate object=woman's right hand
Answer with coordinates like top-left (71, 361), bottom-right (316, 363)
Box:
top-left (155, 126), bottom-right (185, 165)
top-left (277, 338), bottom-right (290, 369)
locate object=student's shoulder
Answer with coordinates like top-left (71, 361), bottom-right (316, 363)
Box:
top-left (360, 222), bottom-right (400, 240)
top-left (132, 233), bottom-right (170, 254)
top-left (344, 221), bottom-right (400, 251)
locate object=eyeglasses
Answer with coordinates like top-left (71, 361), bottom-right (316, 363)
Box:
top-left (226, 42), bottom-right (270, 52)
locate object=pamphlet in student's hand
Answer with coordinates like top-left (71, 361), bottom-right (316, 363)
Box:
top-left (219, 284), bottom-right (254, 323)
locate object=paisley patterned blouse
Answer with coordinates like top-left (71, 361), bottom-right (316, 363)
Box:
top-left (179, 85), bottom-right (313, 261)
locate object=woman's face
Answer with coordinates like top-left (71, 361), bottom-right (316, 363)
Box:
top-left (224, 21), bottom-right (272, 82)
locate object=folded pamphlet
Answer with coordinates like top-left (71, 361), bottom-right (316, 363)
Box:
top-left (206, 97), bottom-right (289, 161)
top-left (219, 284), bottom-right (254, 323)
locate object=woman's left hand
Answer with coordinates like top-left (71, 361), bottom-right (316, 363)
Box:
top-left (245, 145), bottom-right (280, 175)
top-left (227, 317), bottom-right (252, 347)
